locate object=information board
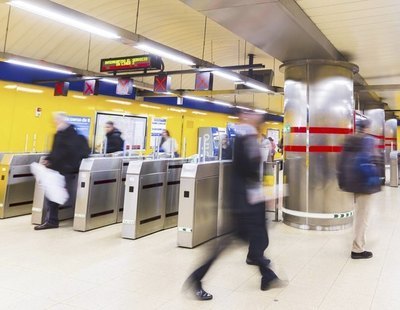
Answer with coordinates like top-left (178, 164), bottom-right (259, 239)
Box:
top-left (94, 113), bottom-right (147, 153)
top-left (150, 118), bottom-right (167, 148)
top-left (66, 116), bottom-right (91, 138)
top-left (100, 55), bottom-right (162, 72)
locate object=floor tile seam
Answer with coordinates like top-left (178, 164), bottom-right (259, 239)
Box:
top-left (316, 253), bottom-right (350, 308)
top-left (369, 206), bottom-right (400, 309)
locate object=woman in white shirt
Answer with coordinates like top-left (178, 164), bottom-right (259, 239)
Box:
top-left (159, 129), bottom-right (179, 157)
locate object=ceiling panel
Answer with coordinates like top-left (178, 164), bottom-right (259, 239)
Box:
top-left (296, 0), bottom-right (400, 108)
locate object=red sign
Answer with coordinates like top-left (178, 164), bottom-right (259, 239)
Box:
top-left (154, 74), bottom-right (171, 93)
top-left (195, 72), bottom-right (213, 91)
top-left (83, 80), bottom-right (99, 96)
top-left (54, 82), bottom-right (69, 96)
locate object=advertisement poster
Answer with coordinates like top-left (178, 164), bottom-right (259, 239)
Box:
top-left (66, 116), bottom-right (91, 138)
top-left (150, 117), bottom-right (167, 148)
top-left (94, 113), bottom-right (147, 153)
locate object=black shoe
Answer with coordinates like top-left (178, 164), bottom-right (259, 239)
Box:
top-left (34, 222), bottom-right (59, 230)
top-left (194, 288), bottom-right (213, 301)
top-left (261, 277), bottom-right (288, 291)
top-left (351, 251), bottom-right (373, 259)
top-left (246, 256), bottom-right (271, 266)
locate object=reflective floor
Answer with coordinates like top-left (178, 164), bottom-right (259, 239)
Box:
top-left (0, 186), bottom-right (399, 309)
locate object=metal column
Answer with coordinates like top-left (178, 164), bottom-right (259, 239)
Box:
top-left (281, 59), bottom-right (358, 230)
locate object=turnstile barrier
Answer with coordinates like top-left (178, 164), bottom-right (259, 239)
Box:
top-left (177, 161), bottom-right (220, 248)
top-left (0, 153), bottom-right (43, 218)
top-left (121, 159), bottom-right (168, 239)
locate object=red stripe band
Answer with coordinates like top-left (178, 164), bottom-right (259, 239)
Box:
top-left (376, 145), bottom-right (385, 149)
top-left (284, 145), bottom-right (343, 153)
top-left (284, 145), bottom-right (307, 152)
top-left (385, 144), bottom-right (398, 147)
top-left (369, 134), bottom-right (385, 139)
top-left (290, 127), bottom-right (307, 133)
top-left (385, 137), bottom-right (397, 141)
top-left (289, 127), bottom-right (352, 134)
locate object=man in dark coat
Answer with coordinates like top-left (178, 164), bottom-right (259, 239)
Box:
top-left (34, 112), bottom-right (86, 230)
top-left (183, 110), bottom-right (285, 300)
top-left (105, 121), bottom-right (124, 153)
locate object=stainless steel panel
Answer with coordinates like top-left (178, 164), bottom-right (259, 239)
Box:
top-left (73, 157), bottom-right (122, 231)
top-left (177, 162), bottom-right (220, 248)
top-left (164, 158), bottom-right (187, 229)
top-left (0, 153), bottom-right (43, 218)
top-left (385, 119), bottom-right (398, 164)
top-left (217, 161), bottom-right (232, 236)
top-left (121, 160), bottom-right (168, 239)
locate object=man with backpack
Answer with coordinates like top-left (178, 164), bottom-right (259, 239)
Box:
top-left (34, 112), bottom-right (90, 230)
top-left (337, 118), bottom-right (381, 259)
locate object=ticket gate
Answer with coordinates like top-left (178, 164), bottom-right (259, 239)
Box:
top-left (164, 158), bottom-right (187, 229)
top-left (31, 156), bottom-right (77, 224)
top-left (217, 161), bottom-right (233, 236)
top-left (73, 157), bottom-right (122, 231)
top-left (0, 153), bottom-right (43, 218)
top-left (121, 160), bottom-right (168, 239)
top-left (177, 161), bottom-right (220, 248)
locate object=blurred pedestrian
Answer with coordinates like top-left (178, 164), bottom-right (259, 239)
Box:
top-left (160, 129), bottom-right (179, 157)
top-left (268, 137), bottom-right (276, 161)
top-left (183, 110), bottom-right (285, 300)
top-left (104, 121), bottom-right (124, 153)
top-left (220, 134), bottom-right (232, 160)
top-left (337, 118), bottom-right (381, 259)
top-left (34, 112), bottom-right (90, 230)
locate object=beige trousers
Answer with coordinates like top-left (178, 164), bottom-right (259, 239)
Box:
top-left (352, 193), bottom-right (374, 253)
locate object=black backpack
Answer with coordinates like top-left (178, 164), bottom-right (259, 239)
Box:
top-left (76, 134), bottom-right (91, 159)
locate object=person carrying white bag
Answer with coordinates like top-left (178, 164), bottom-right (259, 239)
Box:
top-left (33, 112), bottom-right (90, 230)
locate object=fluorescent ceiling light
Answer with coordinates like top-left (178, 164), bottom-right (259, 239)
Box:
top-left (228, 116), bottom-right (239, 119)
top-left (106, 99), bottom-right (131, 105)
top-left (140, 104), bottom-right (161, 110)
top-left (254, 109), bottom-right (267, 114)
top-left (237, 105), bottom-right (251, 110)
top-left (192, 111), bottom-right (207, 115)
top-left (183, 95), bottom-right (208, 102)
top-left (6, 59), bottom-right (75, 75)
top-left (168, 108), bottom-right (187, 113)
top-left (212, 70), bottom-right (242, 82)
top-left (5, 84), bottom-right (43, 93)
top-left (4, 84), bottom-right (17, 89)
top-left (213, 100), bottom-right (233, 108)
top-left (101, 78), bottom-right (118, 84)
top-left (8, 1), bottom-right (121, 39)
top-left (136, 43), bottom-right (195, 66)
top-left (73, 95), bottom-right (87, 100)
top-left (245, 82), bottom-right (271, 93)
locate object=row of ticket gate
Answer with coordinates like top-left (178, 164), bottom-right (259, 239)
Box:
top-left (0, 153), bottom-right (232, 247)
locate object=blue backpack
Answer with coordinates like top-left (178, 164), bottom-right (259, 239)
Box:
top-left (337, 135), bottom-right (381, 194)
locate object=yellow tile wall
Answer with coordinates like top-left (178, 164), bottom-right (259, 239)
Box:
top-left (0, 80), bottom-right (283, 156)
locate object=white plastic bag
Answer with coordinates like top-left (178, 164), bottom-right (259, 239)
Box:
top-left (30, 162), bottom-right (69, 205)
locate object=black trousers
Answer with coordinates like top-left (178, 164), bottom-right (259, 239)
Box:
top-left (187, 203), bottom-right (277, 288)
top-left (44, 173), bottom-right (77, 225)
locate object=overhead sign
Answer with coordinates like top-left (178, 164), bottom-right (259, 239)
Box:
top-left (54, 82), bottom-right (69, 96)
top-left (66, 116), bottom-right (91, 138)
top-left (116, 78), bottom-right (133, 96)
top-left (195, 72), bottom-right (213, 91)
top-left (83, 80), bottom-right (99, 96)
top-left (100, 55), bottom-right (162, 73)
top-left (154, 74), bottom-right (171, 93)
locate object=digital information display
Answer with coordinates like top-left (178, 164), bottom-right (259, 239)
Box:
top-left (100, 55), bottom-right (162, 72)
